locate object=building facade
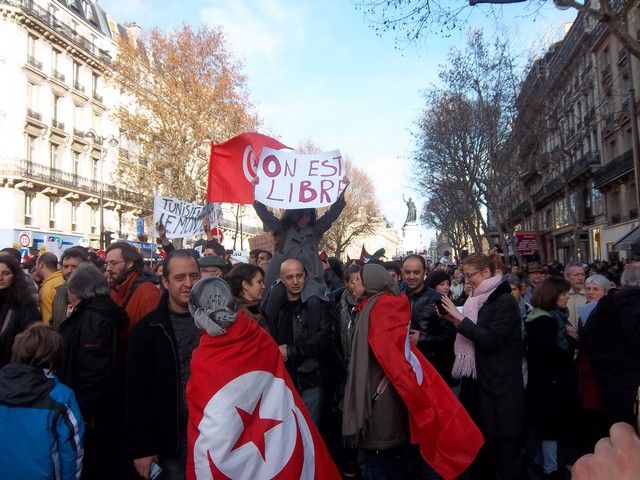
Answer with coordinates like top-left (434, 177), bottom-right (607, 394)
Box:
top-left (511, 4), bottom-right (640, 263)
top-left (0, 0), bottom-right (147, 252)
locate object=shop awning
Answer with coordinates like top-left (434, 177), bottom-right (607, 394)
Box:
top-left (613, 225), bottom-right (640, 251)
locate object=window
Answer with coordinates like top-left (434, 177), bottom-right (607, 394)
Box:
top-left (27, 34), bottom-right (36, 59)
top-left (73, 62), bottom-right (81, 89)
top-left (26, 82), bottom-right (38, 110)
top-left (52, 94), bottom-right (61, 121)
top-left (74, 104), bottom-right (83, 131)
top-left (51, 49), bottom-right (63, 81)
top-left (92, 158), bottom-right (98, 181)
top-left (24, 193), bottom-right (33, 226)
top-left (91, 206), bottom-right (98, 233)
top-left (25, 134), bottom-right (37, 162)
top-left (49, 143), bottom-right (60, 169)
top-left (92, 113), bottom-right (101, 133)
top-left (71, 204), bottom-right (78, 231)
top-left (72, 151), bottom-right (81, 176)
top-left (49, 199), bottom-right (57, 229)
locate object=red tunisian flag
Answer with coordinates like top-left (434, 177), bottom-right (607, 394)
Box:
top-left (186, 310), bottom-right (340, 480)
top-left (368, 292), bottom-right (484, 480)
top-left (207, 132), bottom-right (288, 204)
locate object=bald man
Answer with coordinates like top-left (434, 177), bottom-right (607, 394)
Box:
top-left (263, 258), bottom-right (331, 425)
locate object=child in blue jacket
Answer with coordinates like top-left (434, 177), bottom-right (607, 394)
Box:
top-left (0, 323), bottom-right (84, 480)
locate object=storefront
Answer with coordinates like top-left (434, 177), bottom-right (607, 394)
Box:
top-left (601, 221), bottom-right (639, 261)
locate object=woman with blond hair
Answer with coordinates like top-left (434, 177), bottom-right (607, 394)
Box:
top-left (441, 252), bottom-right (525, 480)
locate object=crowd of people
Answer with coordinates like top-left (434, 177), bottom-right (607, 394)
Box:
top-left (0, 215), bottom-right (640, 479)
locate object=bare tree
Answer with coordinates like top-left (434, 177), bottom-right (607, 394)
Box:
top-left (110, 24), bottom-right (258, 201)
top-left (357, 1), bottom-right (640, 59)
top-left (319, 161), bottom-right (381, 259)
top-left (414, 31), bottom-right (520, 250)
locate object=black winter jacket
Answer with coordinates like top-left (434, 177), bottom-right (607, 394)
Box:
top-left (406, 286), bottom-right (457, 386)
top-left (58, 295), bottom-right (129, 423)
top-left (126, 293), bottom-right (188, 459)
top-left (273, 297), bottom-right (332, 391)
top-left (582, 286), bottom-right (640, 425)
top-left (525, 309), bottom-right (578, 439)
top-left (0, 294), bottom-right (39, 368)
top-left (456, 281), bottom-right (525, 438)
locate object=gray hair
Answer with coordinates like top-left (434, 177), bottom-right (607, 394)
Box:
top-left (564, 261), bottom-right (585, 276)
top-left (585, 274), bottom-right (612, 291)
top-left (67, 263), bottom-right (110, 301)
top-left (504, 273), bottom-right (526, 288)
top-left (621, 263), bottom-right (640, 287)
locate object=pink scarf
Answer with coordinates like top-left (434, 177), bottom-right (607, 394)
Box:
top-left (452, 274), bottom-right (504, 379)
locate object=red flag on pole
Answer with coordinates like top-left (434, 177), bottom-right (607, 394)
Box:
top-left (367, 292), bottom-right (484, 479)
top-left (187, 310), bottom-right (340, 480)
top-left (207, 132), bottom-right (288, 204)
top-left (359, 245), bottom-right (370, 264)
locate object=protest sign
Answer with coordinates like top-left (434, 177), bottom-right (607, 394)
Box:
top-left (515, 231), bottom-right (540, 255)
top-left (153, 196), bottom-right (205, 239)
top-left (254, 147), bottom-right (348, 209)
top-left (248, 232), bottom-right (275, 253)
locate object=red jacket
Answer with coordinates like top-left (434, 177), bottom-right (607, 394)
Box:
top-left (110, 271), bottom-right (161, 353)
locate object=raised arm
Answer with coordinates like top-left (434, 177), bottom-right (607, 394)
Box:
top-left (315, 191), bottom-right (347, 234)
top-left (252, 200), bottom-right (280, 232)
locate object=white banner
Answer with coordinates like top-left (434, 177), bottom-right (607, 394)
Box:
top-left (254, 148), bottom-right (348, 208)
top-left (153, 196), bottom-right (206, 239)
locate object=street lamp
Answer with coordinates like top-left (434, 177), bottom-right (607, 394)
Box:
top-left (85, 130), bottom-right (119, 249)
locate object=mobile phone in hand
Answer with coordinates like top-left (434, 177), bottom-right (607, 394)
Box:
top-left (150, 462), bottom-right (163, 480)
top-left (435, 299), bottom-right (448, 317)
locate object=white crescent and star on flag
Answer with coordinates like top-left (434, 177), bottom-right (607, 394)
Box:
top-left (193, 370), bottom-right (315, 480)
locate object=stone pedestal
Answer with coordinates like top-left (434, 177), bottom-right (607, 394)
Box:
top-left (402, 222), bottom-right (422, 254)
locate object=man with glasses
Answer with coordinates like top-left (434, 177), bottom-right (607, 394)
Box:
top-left (105, 241), bottom-right (161, 335)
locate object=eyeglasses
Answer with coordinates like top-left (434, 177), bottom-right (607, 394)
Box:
top-left (464, 271), bottom-right (479, 279)
top-left (105, 259), bottom-right (126, 269)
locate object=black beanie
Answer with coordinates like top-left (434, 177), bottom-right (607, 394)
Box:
top-left (425, 270), bottom-right (450, 290)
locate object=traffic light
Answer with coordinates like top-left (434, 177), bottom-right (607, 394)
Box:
top-left (103, 230), bottom-right (113, 246)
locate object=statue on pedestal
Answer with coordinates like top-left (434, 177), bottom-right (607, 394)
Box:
top-left (403, 195), bottom-right (417, 226)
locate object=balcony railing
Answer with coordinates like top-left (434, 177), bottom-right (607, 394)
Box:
top-left (532, 175), bottom-right (564, 206)
top-left (73, 81), bottom-right (85, 93)
top-left (593, 149), bottom-right (634, 188)
top-left (565, 151), bottom-right (601, 183)
top-left (0, 158), bottom-right (147, 206)
top-left (52, 70), bottom-right (65, 82)
top-left (27, 55), bottom-right (43, 70)
top-left (73, 128), bottom-right (86, 138)
top-left (1, 0), bottom-right (112, 63)
top-left (511, 200), bottom-right (531, 221)
top-left (51, 119), bottom-right (65, 130)
top-left (92, 92), bottom-right (103, 103)
top-left (26, 108), bottom-right (42, 121)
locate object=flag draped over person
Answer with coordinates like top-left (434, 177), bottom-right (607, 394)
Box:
top-left (186, 310), bottom-right (340, 480)
top-left (207, 132), bottom-right (288, 204)
top-left (368, 292), bottom-right (484, 479)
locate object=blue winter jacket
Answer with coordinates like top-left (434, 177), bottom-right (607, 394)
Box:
top-left (0, 363), bottom-right (84, 480)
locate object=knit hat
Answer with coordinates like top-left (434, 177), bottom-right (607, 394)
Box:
top-left (425, 270), bottom-right (450, 290)
top-left (197, 255), bottom-right (227, 269)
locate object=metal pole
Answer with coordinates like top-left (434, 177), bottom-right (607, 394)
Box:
top-left (632, 89), bottom-right (640, 213)
top-left (99, 143), bottom-right (105, 249)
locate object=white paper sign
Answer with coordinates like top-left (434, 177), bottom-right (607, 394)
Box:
top-left (153, 195), bottom-right (205, 239)
top-left (254, 148), bottom-right (348, 208)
